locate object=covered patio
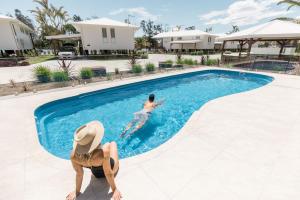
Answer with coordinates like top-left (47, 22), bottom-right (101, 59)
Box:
top-left (170, 40), bottom-right (202, 51)
top-left (45, 34), bottom-right (83, 55)
top-left (219, 20), bottom-right (300, 62)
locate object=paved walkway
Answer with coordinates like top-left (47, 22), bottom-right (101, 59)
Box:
top-left (0, 54), bottom-right (220, 84)
top-left (1, 67), bottom-right (300, 200)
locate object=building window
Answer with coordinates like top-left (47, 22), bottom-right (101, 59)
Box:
top-left (208, 37), bottom-right (211, 43)
top-left (110, 28), bottom-right (115, 38)
top-left (102, 28), bottom-right (107, 38)
top-left (177, 37), bottom-right (182, 40)
top-left (171, 37), bottom-right (174, 41)
top-left (196, 36), bottom-right (200, 40)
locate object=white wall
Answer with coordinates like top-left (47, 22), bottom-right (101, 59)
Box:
top-left (0, 20), bottom-right (18, 50)
top-left (0, 20), bottom-right (33, 51)
top-left (78, 25), bottom-right (135, 52)
top-left (162, 35), bottom-right (216, 50)
top-left (215, 37), bottom-right (240, 49)
top-left (14, 22), bottom-right (33, 50)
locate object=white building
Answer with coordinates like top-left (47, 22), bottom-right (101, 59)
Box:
top-left (71, 18), bottom-right (138, 54)
top-left (215, 34), bottom-right (240, 50)
top-left (0, 15), bottom-right (34, 55)
top-left (153, 30), bottom-right (218, 52)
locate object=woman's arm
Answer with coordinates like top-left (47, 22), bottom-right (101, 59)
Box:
top-left (102, 144), bottom-right (117, 191)
top-left (66, 160), bottom-right (84, 200)
top-left (102, 144), bottom-right (122, 200)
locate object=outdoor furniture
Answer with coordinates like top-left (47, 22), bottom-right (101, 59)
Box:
top-left (91, 67), bottom-right (107, 77)
top-left (159, 62), bottom-right (173, 69)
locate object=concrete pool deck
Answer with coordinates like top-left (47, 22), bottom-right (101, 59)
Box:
top-left (1, 67), bottom-right (300, 200)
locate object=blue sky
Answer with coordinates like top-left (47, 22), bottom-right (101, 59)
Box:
top-left (0, 0), bottom-right (299, 35)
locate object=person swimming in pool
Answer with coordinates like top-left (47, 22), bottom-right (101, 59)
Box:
top-left (120, 94), bottom-right (163, 138)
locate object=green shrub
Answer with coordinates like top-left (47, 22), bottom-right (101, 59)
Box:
top-left (191, 51), bottom-right (204, 56)
top-left (197, 50), bottom-right (204, 55)
top-left (52, 71), bottom-right (68, 82)
top-left (225, 64), bottom-right (233, 68)
top-left (183, 58), bottom-right (194, 65)
top-left (165, 59), bottom-right (174, 64)
top-left (34, 66), bottom-right (51, 83)
top-left (80, 68), bottom-right (94, 79)
top-left (141, 53), bottom-right (148, 59)
top-left (176, 59), bottom-right (184, 65)
top-left (106, 73), bottom-right (112, 80)
top-left (205, 59), bottom-right (218, 66)
top-left (145, 63), bottom-right (155, 72)
top-left (132, 64), bottom-right (143, 73)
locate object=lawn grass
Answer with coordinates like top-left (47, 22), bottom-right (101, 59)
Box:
top-left (25, 55), bottom-right (56, 65)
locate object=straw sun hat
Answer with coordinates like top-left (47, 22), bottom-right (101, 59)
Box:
top-left (73, 121), bottom-right (104, 154)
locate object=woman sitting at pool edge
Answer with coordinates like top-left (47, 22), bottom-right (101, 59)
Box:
top-left (66, 121), bottom-right (122, 200)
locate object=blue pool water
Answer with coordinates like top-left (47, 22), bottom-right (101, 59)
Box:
top-left (34, 70), bottom-right (273, 159)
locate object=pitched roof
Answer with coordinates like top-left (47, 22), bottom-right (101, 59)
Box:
top-left (153, 30), bottom-right (217, 38)
top-left (0, 14), bottom-right (34, 31)
top-left (0, 14), bottom-right (14, 20)
top-left (72, 17), bottom-right (138, 29)
top-left (219, 20), bottom-right (300, 41)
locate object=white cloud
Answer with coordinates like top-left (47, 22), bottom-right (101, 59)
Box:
top-left (109, 7), bottom-right (160, 21)
top-left (199, 0), bottom-right (292, 26)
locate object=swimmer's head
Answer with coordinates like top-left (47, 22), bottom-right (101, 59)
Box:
top-left (149, 94), bottom-right (155, 102)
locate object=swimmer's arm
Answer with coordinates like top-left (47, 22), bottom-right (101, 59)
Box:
top-left (154, 99), bottom-right (165, 107)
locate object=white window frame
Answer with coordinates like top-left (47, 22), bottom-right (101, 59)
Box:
top-left (102, 28), bottom-right (108, 43)
top-left (110, 28), bottom-right (116, 43)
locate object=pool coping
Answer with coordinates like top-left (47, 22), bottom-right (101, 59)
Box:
top-left (1, 66), bottom-right (300, 200)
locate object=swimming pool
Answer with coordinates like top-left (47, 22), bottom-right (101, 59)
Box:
top-left (34, 70), bottom-right (273, 159)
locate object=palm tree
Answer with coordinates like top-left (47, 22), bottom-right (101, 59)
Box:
top-left (30, 0), bottom-right (69, 53)
top-left (278, 0), bottom-right (300, 10)
top-left (30, 0), bottom-right (69, 36)
top-left (275, 1), bottom-right (300, 24)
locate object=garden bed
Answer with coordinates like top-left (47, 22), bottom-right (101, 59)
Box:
top-left (0, 66), bottom-right (196, 97)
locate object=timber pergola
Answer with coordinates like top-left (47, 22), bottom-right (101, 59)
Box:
top-left (219, 20), bottom-right (300, 61)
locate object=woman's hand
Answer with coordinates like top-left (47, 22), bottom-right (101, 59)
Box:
top-left (112, 188), bottom-right (122, 200)
top-left (66, 191), bottom-right (80, 200)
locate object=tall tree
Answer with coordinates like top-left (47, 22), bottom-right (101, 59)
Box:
top-left (73, 14), bottom-right (82, 22)
top-left (278, 0), bottom-right (300, 10)
top-left (185, 26), bottom-right (196, 30)
top-left (14, 9), bottom-right (35, 30)
top-left (30, 0), bottom-right (69, 51)
top-left (276, 0), bottom-right (300, 23)
top-left (64, 15), bottom-right (82, 34)
top-left (205, 27), bottom-right (213, 33)
top-left (227, 25), bottom-right (239, 34)
top-left (140, 20), bottom-right (163, 49)
top-left (30, 0), bottom-right (69, 37)
top-left (135, 37), bottom-right (148, 49)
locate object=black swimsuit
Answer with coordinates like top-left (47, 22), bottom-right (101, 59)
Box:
top-left (88, 158), bottom-right (115, 178)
